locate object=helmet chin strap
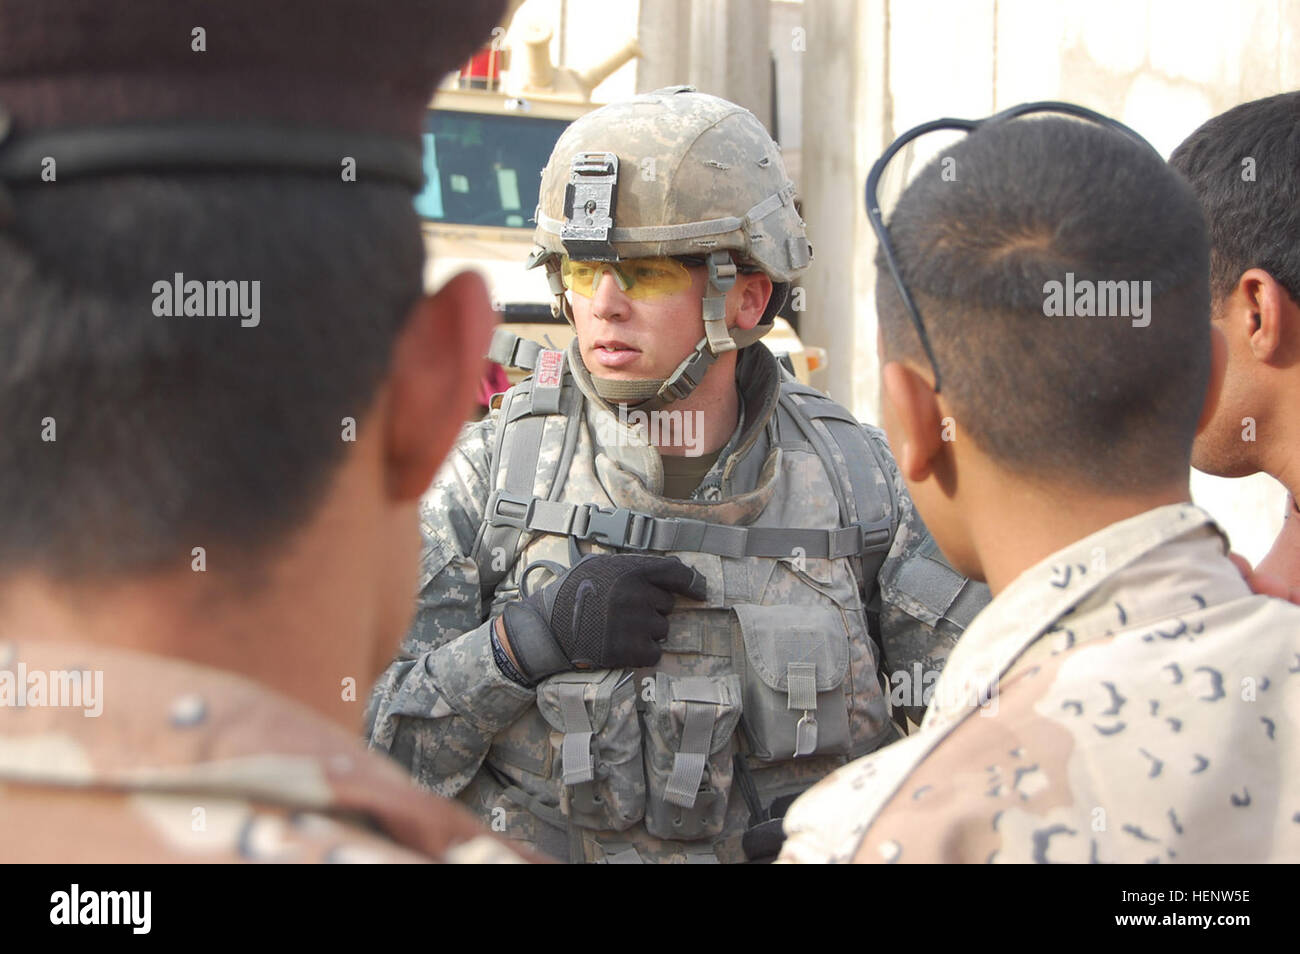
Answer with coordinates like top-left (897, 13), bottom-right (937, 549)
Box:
top-left (589, 250), bottom-right (741, 411)
top-left (590, 374), bottom-right (664, 403)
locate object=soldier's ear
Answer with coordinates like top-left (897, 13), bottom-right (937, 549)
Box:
top-left (1196, 322), bottom-right (1228, 436)
top-left (731, 272), bottom-right (773, 332)
top-left (384, 270), bottom-right (497, 502)
top-left (881, 359), bottom-right (944, 483)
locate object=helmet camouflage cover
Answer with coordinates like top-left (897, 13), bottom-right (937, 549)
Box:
top-left (528, 87), bottom-right (812, 363)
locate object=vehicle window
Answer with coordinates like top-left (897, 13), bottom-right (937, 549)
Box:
top-left (416, 110), bottom-right (571, 228)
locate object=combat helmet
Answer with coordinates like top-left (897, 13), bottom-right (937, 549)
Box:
top-left (526, 86), bottom-right (812, 408)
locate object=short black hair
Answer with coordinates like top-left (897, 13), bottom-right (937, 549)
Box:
top-left (1169, 91), bottom-right (1300, 305)
top-left (0, 174), bottom-right (421, 580)
top-left (877, 116), bottom-right (1211, 492)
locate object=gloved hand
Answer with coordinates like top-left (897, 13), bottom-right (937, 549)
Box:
top-left (500, 553), bottom-right (708, 684)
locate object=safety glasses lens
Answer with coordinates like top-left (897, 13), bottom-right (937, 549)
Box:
top-left (560, 256), bottom-right (693, 300)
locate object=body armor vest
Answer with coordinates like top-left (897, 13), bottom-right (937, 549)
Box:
top-left (461, 335), bottom-right (901, 863)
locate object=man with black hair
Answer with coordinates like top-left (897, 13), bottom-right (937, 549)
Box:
top-left (0, 0), bottom-right (524, 862)
top-left (1171, 92), bottom-right (1300, 594)
top-left (779, 110), bottom-right (1300, 863)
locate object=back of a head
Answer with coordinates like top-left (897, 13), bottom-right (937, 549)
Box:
top-left (877, 115), bottom-right (1211, 493)
top-left (0, 175), bottom-right (420, 580)
top-left (0, 1), bottom-right (504, 581)
top-left (1169, 91), bottom-right (1300, 306)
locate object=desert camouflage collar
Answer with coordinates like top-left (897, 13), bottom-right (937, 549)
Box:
top-left (781, 502), bottom-right (1240, 862)
top-left (921, 502), bottom-right (1234, 735)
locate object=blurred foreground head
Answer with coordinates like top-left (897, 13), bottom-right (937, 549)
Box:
top-left (875, 113), bottom-right (1214, 576)
top-left (0, 0), bottom-right (502, 581)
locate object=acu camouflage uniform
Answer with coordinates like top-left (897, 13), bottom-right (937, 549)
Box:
top-left (366, 335), bottom-right (987, 863)
top-left (0, 640), bottom-right (525, 863)
top-left (779, 503), bottom-right (1300, 864)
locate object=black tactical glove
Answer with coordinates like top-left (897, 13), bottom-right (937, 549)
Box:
top-left (500, 553), bottom-right (708, 684)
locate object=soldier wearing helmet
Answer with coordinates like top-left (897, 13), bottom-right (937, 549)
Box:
top-left (366, 88), bottom-right (988, 863)
top-left (526, 87), bottom-right (809, 413)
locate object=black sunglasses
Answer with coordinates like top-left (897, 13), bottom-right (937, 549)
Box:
top-left (864, 101), bottom-right (1159, 394)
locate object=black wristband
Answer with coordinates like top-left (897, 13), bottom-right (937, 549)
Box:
top-left (501, 600), bottom-right (572, 682)
top-left (491, 623), bottom-right (535, 688)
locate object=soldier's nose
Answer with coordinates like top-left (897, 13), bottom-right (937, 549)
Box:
top-left (590, 266), bottom-right (630, 321)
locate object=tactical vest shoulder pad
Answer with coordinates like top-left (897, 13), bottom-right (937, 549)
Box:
top-left (471, 344), bottom-right (582, 597)
top-left (772, 379), bottom-right (898, 593)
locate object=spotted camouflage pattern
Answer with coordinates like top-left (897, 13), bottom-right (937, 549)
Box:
top-left (779, 504), bottom-right (1300, 863)
top-left (0, 640), bottom-right (527, 863)
top-left (366, 342), bottom-right (986, 862)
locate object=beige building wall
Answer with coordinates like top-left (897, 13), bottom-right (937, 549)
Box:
top-left (800, 0), bottom-right (1300, 563)
top-left (505, 0), bottom-right (642, 102)
top-left (513, 0), bottom-right (775, 116)
top-left (637, 0), bottom-right (775, 126)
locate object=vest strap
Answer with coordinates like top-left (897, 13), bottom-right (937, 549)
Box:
top-left (557, 683), bottom-right (596, 786)
top-left (471, 367), bottom-right (583, 598)
top-left (485, 489), bottom-right (891, 560)
top-left (487, 327), bottom-right (543, 371)
top-left (663, 677), bottom-right (726, 809)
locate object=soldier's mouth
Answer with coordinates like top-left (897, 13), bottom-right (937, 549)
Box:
top-left (593, 341), bottom-right (642, 369)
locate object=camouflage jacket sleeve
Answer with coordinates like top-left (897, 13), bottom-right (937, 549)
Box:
top-left (862, 425), bottom-right (991, 727)
top-left (365, 414), bottom-right (537, 798)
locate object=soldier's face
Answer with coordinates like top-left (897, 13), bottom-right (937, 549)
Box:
top-left (568, 261), bottom-right (736, 381)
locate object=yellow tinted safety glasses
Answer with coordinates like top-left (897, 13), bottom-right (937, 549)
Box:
top-left (559, 255), bottom-right (698, 300)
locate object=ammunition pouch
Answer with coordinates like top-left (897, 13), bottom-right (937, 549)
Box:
top-left (734, 603), bottom-right (851, 761)
top-left (643, 672), bottom-right (743, 841)
top-left (536, 669), bottom-right (645, 831)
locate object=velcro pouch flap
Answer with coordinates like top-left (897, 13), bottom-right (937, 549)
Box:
top-left (734, 603), bottom-right (850, 761)
top-left (734, 604), bottom-right (849, 692)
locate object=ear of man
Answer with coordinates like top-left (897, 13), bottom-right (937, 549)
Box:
top-left (881, 359), bottom-right (946, 484)
top-left (384, 270), bottom-right (497, 502)
top-left (1234, 267), bottom-right (1294, 363)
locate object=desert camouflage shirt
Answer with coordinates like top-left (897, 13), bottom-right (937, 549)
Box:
top-left (779, 503), bottom-right (1300, 863)
top-left (0, 640), bottom-right (525, 863)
